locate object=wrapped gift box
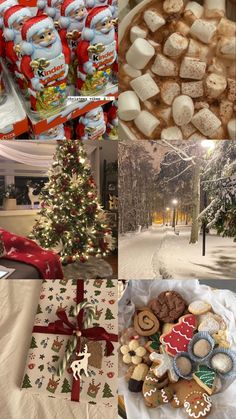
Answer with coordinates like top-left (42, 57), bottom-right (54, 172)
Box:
top-left (21, 279), bottom-right (118, 407)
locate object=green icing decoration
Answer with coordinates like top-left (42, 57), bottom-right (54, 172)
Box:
top-left (195, 365), bottom-right (215, 388)
top-left (150, 332), bottom-right (161, 350)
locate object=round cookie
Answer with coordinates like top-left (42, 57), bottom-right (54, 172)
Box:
top-left (148, 291), bottom-right (186, 323)
top-left (211, 353), bottom-right (233, 374)
top-left (198, 317), bottom-right (220, 335)
top-left (134, 308), bottom-right (160, 336)
top-left (193, 339), bottom-right (212, 358)
top-left (184, 391), bottom-right (212, 418)
top-left (188, 300), bottom-right (211, 315)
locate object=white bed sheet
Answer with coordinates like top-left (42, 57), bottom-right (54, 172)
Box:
top-left (0, 280), bottom-right (117, 419)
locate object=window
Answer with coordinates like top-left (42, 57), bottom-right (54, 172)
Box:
top-left (14, 176), bottom-right (48, 205)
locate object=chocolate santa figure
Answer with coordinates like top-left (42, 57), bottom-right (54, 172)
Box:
top-left (31, 123), bottom-right (71, 139)
top-left (76, 106), bottom-right (107, 140)
top-left (85, 0), bottom-right (108, 8)
top-left (20, 14), bottom-right (70, 114)
top-left (3, 5), bottom-right (32, 89)
top-left (58, 0), bottom-right (87, 84)
top-left (37, 0), bottom-right (62, 25)
top-left (0, 0), bottom-right (18, 58)
top-left (106, 99), bottom-right (118, 139)
top-left (76, 6), bottom-right (117, 95)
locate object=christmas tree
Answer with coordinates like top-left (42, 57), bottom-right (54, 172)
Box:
top-left (162, 314), bottom-right (196, 356)
top-left (106, 279), bottom-right (115, 288)
top-left (61, 378), bottom-right (71, 393)
top-left (102, 382), bottom-right (113, 398)
top-left (30, 336), bottom-right (38, 349)
top-left (105, 308), bottom-right (115, 320)
top-left (22, 374), bottom-right (32, 388)
top-left (36, 304), bottom-right (43, 314)
top-left (31, 140), bottom-right (113, 264)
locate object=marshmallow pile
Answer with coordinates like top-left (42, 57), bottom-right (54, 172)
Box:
top-left (119, 0), bottom-right (236, 140)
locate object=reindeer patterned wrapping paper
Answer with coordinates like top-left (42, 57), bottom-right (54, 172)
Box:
top-left (21, 279), bottom-right (118, 406)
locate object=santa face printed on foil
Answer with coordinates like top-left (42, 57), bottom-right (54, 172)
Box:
top-left (76, 6), bottom-right (117, 94)
top-left (0, 0), bottom-right (18, 57)
top-left (76, 106), bottom-right (107, 140)
top-left (32, 124), bottom-right (67, 140)
top-left (20, 15), bottom-right (69, 113)
top-left (37, 0), bottom-right (63, 22)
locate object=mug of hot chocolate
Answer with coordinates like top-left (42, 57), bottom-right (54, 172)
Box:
top-left (119, 0), bottom-right (236, 140)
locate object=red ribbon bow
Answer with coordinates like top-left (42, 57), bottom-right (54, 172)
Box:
top-left (33, 280), bottom-right (118, 402)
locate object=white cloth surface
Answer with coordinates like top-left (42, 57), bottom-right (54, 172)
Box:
top-left (0, 280), bottom-right (117, 419)
top-left (0, 144), bottom-right (53, 168)
top-left (119, 280), bottom-right (236, 419)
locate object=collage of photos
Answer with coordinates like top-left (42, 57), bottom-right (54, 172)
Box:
top-left (0, 1), bottom-right (236, 419)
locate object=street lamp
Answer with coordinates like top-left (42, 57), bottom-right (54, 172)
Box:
top-left (172, 199), bottom-right (178, 231)
top-left (166, 207), bottom-right (170, 225)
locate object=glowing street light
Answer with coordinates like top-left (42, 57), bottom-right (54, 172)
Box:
top-left (166, 207), bottom-right (170, 225)
top-left (172, 199), bottom-right (178, 230)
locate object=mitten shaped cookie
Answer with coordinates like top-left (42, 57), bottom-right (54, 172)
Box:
top-left (142, 365), bottom-right (173, 408)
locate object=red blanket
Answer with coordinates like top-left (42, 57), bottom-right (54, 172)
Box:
top-left (0, 229), bottom-right (63, 279)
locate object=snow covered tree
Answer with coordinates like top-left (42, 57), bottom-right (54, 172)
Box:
top-left (31, 140), bottom-right (113, 264)
top-left (199, 142), bottom-right (236, 240)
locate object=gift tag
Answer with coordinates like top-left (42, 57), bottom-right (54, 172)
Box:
top-left (81, 338), bottom-right (103, 369)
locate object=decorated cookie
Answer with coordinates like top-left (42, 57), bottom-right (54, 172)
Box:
top-left (148, 291), bottom-right (186, 323)
top-left (193, 365), bottom-right (216, 395)
top-left (208, 348), bottom-right (236, 378)
top-left (188, 300), bottom-right (211, 315)
top-left (161, 314), bottom-right (197, 357)
top-left (184, 391), bottom-right (212, 418)
top-left (198, 317), bottom-right (220, 335)
top-left (142, 366), bottom-right (173, 408)
top-left (188, 332), bottom-right (215, 362)
top-left (134, 308), bottom-right (160, 336)
top-left (150, 346), bottom-right (179, 382)
top-left (198, 313), bottom-right (227, 331)
top-left (173, 352), bottom-right (194, 380)
top-left (169, 379), bottom-right (212, 413)
top-left (212, 330), bottom-right (231, 349)
top-left (145, 332), bottom-right (161, 353)
top-left (120, 339), bottom-right (147, 365)
top-left (128, 363), bottom-right (149, 392)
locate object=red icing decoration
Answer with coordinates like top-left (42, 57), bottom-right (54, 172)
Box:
top-left (161, 314), bottom-right (197, 356)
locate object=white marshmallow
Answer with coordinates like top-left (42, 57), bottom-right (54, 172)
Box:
top-left (227, 119), bottom-right (236, 140)
top-left (185, 1), bottom-right (204, 18)
top-left (160, 81), bottom-right (180, 105)
top-left (190, 19), bottom-right (216, 44)
top-left (188, 131), bottom-right (206, 140)
top-left (217, 18), bottom-right (236, 37)
top-left (158, 107), bottom-right (172, 123)
top-left (123, 64), bottom-right (142, 78)
top-left (130, 74), bottom-right (160, 102)
top-left (216, 37), bottom-right (236, 60)
top-left (181, 81), bottom-right (204, 98)
top-left (134, 111), bottom-right (160, 137)
top-left (208, 57), bottom-right (226, 76)
top-left (172, 95), bottom-right (194, 126)
top-left (180, 57), bottom-right (206, 80)
top-left (126, 38), bottom-right (155, 70)
top-left (144, 10), bottom-right (165, 33)
top-left (151, 54), bottom-right (178, 76)
top-left (161, 126), bottom-right (183, 140)
top-left (181, 123), bottom-right (196, 138)
top-left (163, 0), bottom-right (184, 14)
top-left (186, 39), bottom-right (209, 60)
top-left (192, 108), bottom-right (222, 136)
top-left (163, 33), bottom-right (188, 57)
top-left (118, 91), bottom-right (141, 121)
top-left (205, 73), bottom-right (227, 98)
top-left (227, 79), bottom-right (236, 102)
top-left (204, 0), bottom-right (226, 18)
top-left (130, 26), bottom-right (148, 43)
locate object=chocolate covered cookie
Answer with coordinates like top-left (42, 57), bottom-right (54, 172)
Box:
top-left (148, 291), bottom-right (186, 323)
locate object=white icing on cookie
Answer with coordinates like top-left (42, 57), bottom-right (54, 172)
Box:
top-left (161, 389), bottom-right (168, 403)
top-left (174, 395), bottom-right (180, 406)
top-left (144, 388), bottom-right (157, 397)
top-left (184, 392), bottom-right (212, 418)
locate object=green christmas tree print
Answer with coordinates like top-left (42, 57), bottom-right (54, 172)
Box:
top-left (30, 336), bottom-right (38, 349)
top-left (61, 378), bottom-right (71, 393)
top-left (36, 304), bottom-right (43, 314)
top-left (105, 308), bottom-right (115, 320)
top-left (22, 374), bottom-right (32, 388)
top-left (102, 382), bottom-right (113, 398)
top-left (106, 279), bottom-right (115, 288)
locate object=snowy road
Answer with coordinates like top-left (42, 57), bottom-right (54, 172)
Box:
top-left (119, 225), bottom-right (236, 280)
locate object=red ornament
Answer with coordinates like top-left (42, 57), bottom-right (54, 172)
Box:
top-left (28, 363), bottom-right (35, 369)
top-left (107, 372), bottom-right (114, 379)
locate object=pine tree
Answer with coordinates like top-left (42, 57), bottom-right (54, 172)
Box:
top-left (61, 378), bottom-right (71, 393)
top-left (30, 336), bottom-right (38, 349)
top-left (102, 382), bottom-right (113, 398)
top-left (22, 374), bottom-right (32, 388)
top-left (31, 140), bottom-right (113, 264)
top-left (105, 308), bottom-right (115, 320)
top-left (36, 304), bottom-right (43, 314)
top-left (106, 279), bottom-right (115, 288)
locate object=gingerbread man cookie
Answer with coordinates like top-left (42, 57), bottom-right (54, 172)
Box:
top-left (143, 366), bottom-right (173, 408)
top-left (161, 314), bottom-right (197, 357)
